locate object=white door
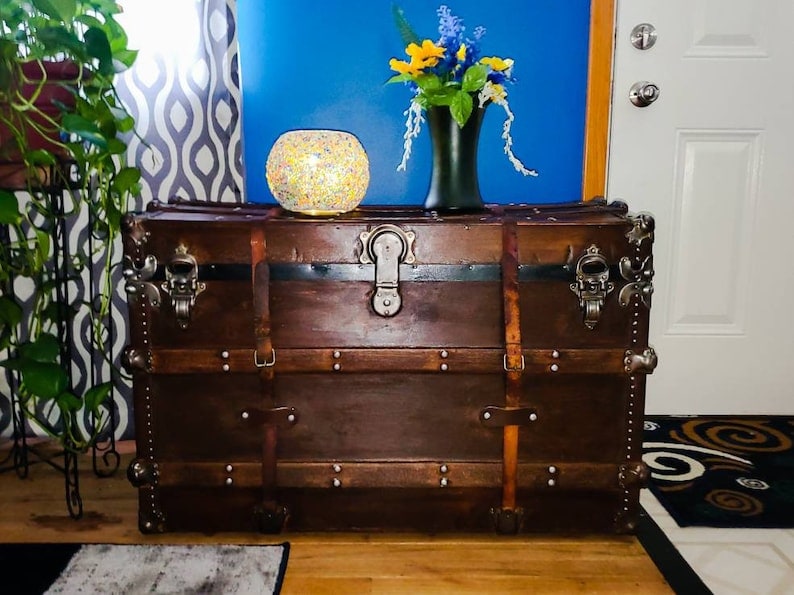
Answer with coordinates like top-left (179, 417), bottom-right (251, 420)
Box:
top-left (608, 0), bottom-right (794, 414)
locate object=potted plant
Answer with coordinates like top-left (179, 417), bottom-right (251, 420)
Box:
top-left (0, 0), bottom-right (140, 470)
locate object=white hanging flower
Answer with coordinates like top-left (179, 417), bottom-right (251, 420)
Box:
top-left (478, 82), bottom-right (538, 177)
top-left (397, 99), bottom-right (425, 172)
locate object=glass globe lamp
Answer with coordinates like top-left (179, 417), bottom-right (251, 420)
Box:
top-left (265, 129), bottom-right (370, 215)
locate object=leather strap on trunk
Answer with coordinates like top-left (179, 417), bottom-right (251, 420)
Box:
top-left (493, 219), bottom-right (525, 533)
top-left (250, 225), bottom-right (287, 533)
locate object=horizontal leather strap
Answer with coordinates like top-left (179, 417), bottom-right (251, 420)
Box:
top-left (138, 347), bottom-right (636, 375)
top-left (156, 460), bottom-right (642, 491)
top-left (140, 347), bottom-right (633, 375)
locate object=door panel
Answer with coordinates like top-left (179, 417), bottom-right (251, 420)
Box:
top-left (608, 0), bottom-right (794, 413)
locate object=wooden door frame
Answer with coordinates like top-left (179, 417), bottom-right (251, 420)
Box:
top-left (582, 0), bottom-right (616, 201)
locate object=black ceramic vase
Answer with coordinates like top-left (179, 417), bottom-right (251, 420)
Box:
top-left (423, 104), bottom-right (486, 212)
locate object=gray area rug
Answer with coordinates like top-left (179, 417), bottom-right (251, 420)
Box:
top-left (45, 543), bottom-right (289, 594)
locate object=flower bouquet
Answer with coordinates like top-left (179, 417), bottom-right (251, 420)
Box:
top-left (387, 4), bottom-right (536, 178)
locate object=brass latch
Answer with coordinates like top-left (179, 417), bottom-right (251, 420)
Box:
top-left (359, 224), bottom-right (416, 317)
top-left (161, 245), bottom-right (206, 329)
top-left (570, 245), bottom-right (614, 330)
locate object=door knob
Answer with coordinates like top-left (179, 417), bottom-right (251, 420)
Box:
top-left (629, 81), bottom-right (660, 107)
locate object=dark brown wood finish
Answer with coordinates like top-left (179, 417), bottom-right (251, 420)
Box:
top-left (122, 200), bottom-right (656, 535)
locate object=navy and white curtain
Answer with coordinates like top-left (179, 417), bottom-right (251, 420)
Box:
top-left (0, 0), bottom-right (243, 441)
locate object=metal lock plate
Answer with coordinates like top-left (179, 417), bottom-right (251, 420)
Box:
top-left (570, 245), bottom-right (614, 330)
top-left (359, 224), bottom-right (415, 317)
top-left (160, 245), bottom-right (206, 329)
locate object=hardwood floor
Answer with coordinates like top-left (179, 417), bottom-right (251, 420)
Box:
top-left (0, 442), bottom-right (672, 593)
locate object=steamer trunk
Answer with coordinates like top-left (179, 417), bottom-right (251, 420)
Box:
top-left (122, 199), bottom-right (657, 534)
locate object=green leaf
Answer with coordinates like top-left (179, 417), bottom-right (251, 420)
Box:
top-left (113, 166), bottom-right (141, 194)
top-left (83, 382), bottom-right (111, 413)
top-left (0, 190), bottom-right (21, 225)
top-left (422, 87), bottom-right (456, 107)
top-left (56, 390), bottom-right (82, 412)
top-left (31, 0), bottom-right (77, 22)
top-left (35, 228), bottom-right (51, 266)
top-left (391, 4), bottom-right (420, 46)
top-left (36, 26), bottom-right (86, 60)
top-left (0, 296), bottom-right (23, 327)
top-left (415, 74), bottom-right (443, 92)
top-left (26, 149), bottom-right (57, 166)
top-left (385, 73), bottom-right (414, 85)
top-left (461, 64), bottom-right (488, 93)
top-left (61, 113), bottom-right (108, 149)
top-left (20, 360), bottom-right (67, 400)
top-left (450, 91), bottom-right (474, 127)
top-left (21, 333), bottom-right (61, 363)
top-left (84, 27), bottom-right (114, 76)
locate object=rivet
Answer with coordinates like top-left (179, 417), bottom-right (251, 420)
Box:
top-left (440, 350), bottom-right (449, 359)
top-left (333, 350), bottom-right (341, 359)
top-left (332, 478), bottom-right (342, 488)
top-left (333, 464), bottom-right (342, 473)
top-left (440, 477), bottom-right (449, 487)
top-left (144, 521), bottom-right (153, 530)
top-left (440, 363), bottom-right (449, 371)
top-left (547, 479), bottom-right (556, 487)
top-left (440, 464), bottom-right (449, 474)
top-left (550, 364), bottom-right (559, 373)
top-left (551, 350), bottom-right (560, 359)
top-left (529, 412), bottom-right (538, 421)
top-left (287, 413), bottom-right (296, 423)
top-left (222, 363), bottom-right (230, 372)
top-left (333, 362), bottom-right (342, 371)
top-left (483, 411), bottom-right (492, 420)
top-left (225, 464), bottom-right (233, 472)
top-left (225, 477), bottom-right (233, 486)
top-left (221, 350), bottom-right (230, 359)
top-left (548, 465), bottom-right (557, 474)
top-left (241, 411), bottom-right (249, 420)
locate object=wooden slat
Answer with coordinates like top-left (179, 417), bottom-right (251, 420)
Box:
top-left (582, 0), bottom-right (616, 201)
top-left (155, 461), bottom-right (628, 490)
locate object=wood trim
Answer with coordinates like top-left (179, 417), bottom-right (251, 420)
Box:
top-left (582, 0), bottom-right (616, 201)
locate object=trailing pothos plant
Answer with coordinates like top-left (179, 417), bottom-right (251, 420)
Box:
top-left (0, 0), bottom-right (141, 452)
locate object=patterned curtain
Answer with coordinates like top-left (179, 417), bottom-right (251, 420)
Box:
top-left (0, 0), bottom-right (243, 441)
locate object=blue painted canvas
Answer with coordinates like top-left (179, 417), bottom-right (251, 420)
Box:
top-left (236, 1), bottom-right (591, 205)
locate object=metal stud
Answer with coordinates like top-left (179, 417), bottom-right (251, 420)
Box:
top-left (550, 364), bottom-right (559, 373)
top-left (547, 479), bottom-right (556, 487)
top-left (551, 350), bottom-right (560, 359)
top-left (333, 350), bottom-right (342, 359)
top-left (225, 464), bottom-right (233, 473)
top-left (241, 411), bottom-right (249, 420)
top-left (225, 477), bottom-right (233, 486)
top-left (332, 478), bottom-right (342, 488)
top-left (332, 464), bottom-right (342, 473)
top-left (221, 350), bottom-right (230, 359)
top-left (483, 411), bottom-right (492, 420)
top-left (440, 464), bottom-right (449, 474)
top-left (333, 363), bottom-right (341, 371)
top-left (440, 477), bottom-right (449, 487)
top-left (548, 465), bottom-right (557, 474)
top-left (529, 412), bottom-right (538, 422)
top-left (222, 363), bottom-right (230, 372)
top-left (287, 414), bottom-right (296, 423)
top-left (440, 350), bottom-right (449, 359)
top-left (440, 363), bottom-right (449, 371)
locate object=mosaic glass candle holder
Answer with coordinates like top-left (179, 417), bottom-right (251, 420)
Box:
top-left (265, 129), bottom-right (370, 215)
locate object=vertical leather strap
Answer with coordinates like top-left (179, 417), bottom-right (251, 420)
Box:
top-left (250, 225), bottom-right (286, 532)
top-left (498, 220), bottom-right (524, 529)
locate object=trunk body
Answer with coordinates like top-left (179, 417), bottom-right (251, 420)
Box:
top-left (123, 199), bottom-right (656, 534)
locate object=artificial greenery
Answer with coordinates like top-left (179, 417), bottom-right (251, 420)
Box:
top-left (0, 0), bottom-right (140, 452)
